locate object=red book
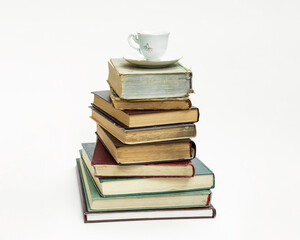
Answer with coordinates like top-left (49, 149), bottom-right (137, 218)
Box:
top-left (81, 139), bottom-right (195, 178)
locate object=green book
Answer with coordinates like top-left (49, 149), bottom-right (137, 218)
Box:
top-left (76, 158), bottom-right (212, 211)
top-left (80, 143), bottom-right (215, 196)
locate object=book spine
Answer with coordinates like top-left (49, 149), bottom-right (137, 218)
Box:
top-left (190, 163), bottom-right (196, 177)
top-left (196, 109), bottom-right (200, 122)
top-left (212, 206), bottom-right (217, 218)
top-left (206, 193), bottom-right (212, 206)
top-left (188, 70), bottom-right (194, 93)
top-left (186, 99), bottom-right (192, 108)
top-left (190, 141), bottom-right (196, 158)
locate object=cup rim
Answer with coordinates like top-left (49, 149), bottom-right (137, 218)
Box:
top-left (137, 30), bottom-right (170, 36)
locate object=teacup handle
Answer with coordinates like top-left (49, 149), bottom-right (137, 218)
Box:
top-left (128, 34), bottom-right (140, 53)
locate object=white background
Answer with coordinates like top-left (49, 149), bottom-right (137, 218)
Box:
top-left (0, 0), bottom-right (299, 239)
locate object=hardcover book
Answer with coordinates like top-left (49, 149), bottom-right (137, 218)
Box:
top-left (82, 140), bottom-right (195, 177)
top-left (107, 58), bottom-right (193, 99)
top-left (110, 89), bottom-right (192, 110)
top-left (79, 149), bottom-right (215, 196)
top-left (91, 90), bottom-right (199, 128)
top-left (90, 104), bottom-right (196, 144)
top-left (96, 126), bottom-right (196, 164)
top-left (76, 158), bottom-right (212, 210)
top-left (76, 160), bottom-right (216, 223)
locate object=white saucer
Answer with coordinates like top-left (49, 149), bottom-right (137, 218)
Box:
top-left (123, 54), bottom-right (182, 68)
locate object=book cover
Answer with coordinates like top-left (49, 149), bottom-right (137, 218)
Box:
top-left (82, 140), bottom-right (195, 177)
top-left (79, 145), bottom-right (214, 196)
top-left (90, 106), bottom-right (196, 144)
top-left (76, 158), bottom-right (216, 223)
top-left (91, 91), bottom-right (199, 128)
top-left (110, 58), bottom-right (193, 76)
top-left (92, 90), bottom-right (199, 116)
top-left (107, 58), bottom-right (194, 99)
top-left (96, 127), bottom-right (196, 164)
top-left (110, 89), bottom-right (192, 110)
top-left (77, 158), bottom-right (212, 210)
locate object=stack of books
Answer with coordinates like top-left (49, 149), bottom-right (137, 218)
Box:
top-left (77, 58), bottom-right (216, 223)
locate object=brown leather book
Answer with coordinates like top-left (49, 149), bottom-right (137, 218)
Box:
top-left (76, 158), bottom-right (216, 223)
top-left (90, 104), bottom-right (197, 145)
top-left (96, 126), bottom-right (196, 164)
top-left (84, 139), bottom-right (195, 177)
top-left (91, 90), bottom-right (199, 128)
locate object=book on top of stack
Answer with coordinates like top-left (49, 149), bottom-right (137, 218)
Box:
top-left (107, 58), bottom-right (193, 100)
top-left (77, 58), bottom-right (216, 223)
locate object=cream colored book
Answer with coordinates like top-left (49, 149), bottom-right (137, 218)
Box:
top-left (107, 58), bottom-right (193, 99)
top-left (80, 152), bottom-right (214, 196)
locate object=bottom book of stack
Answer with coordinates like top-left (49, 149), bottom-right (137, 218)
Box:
top-left (76, 158), bottom-right (216, 223)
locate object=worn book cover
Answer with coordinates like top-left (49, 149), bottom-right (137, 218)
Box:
top-left (79, 146), bottom-right (214, 196)
top-left (90, 106), bottom-right (196, 144)
top-left (91, 90), bottom-right (199, 128)
top-left (82, 140), bottom-right (195, 177)
top-left (110, 88), bottom-right (192, 110)
top-left (96, 126), bottom-right (196, 164)
top-left (107, 58), bottom-right (193, 99)
top-left (77, 158), bottom-right (212, 210)
top-left (76, 158), bottom-right (216, 223)
top-left (90, 102), bottom-right (197, 144)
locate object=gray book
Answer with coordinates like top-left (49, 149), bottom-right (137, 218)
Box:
top-left (107, 58), bottom-right (193, 100)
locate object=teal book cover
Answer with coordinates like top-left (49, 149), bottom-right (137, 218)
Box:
top-left (77, 158), bottom-right (212, 211)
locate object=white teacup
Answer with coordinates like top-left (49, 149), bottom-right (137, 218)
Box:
top-left (128, 31), bottom-right (170, 60)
